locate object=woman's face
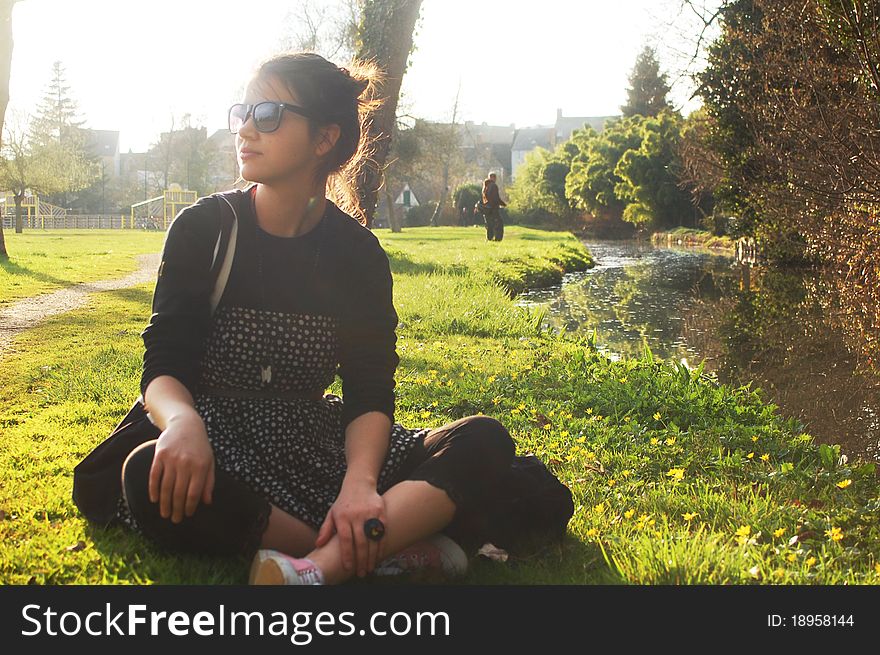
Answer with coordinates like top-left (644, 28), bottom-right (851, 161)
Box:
top-left (235, 75), bottom-right (334, 187)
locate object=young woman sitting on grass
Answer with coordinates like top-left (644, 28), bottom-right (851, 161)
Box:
top-left (117, 52), bottom-right (516, 585)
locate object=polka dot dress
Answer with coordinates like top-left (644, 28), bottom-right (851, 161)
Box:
top-left (190, 305), bottom-right (424, 529)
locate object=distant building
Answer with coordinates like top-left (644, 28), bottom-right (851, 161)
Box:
top-left (459, 121), bottom-right (516, 180)
top-left (80, 128), bottom-right (121, 178)
top-left (510, 109), bottom-right (617, 180)
top-left (207, 129), bottom-right (238, 191)
top-left (511, 126), bottom-right (556, 181)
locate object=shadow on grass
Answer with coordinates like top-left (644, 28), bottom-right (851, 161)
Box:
top-left (85, 523), bottom-right (612, 585)
top-left (103, 286), bottom-right (153, 307)
top-left (385, 249), bottom-right (469, 278)
top-left (0, 257), bottom-right (79, 291)
top-left (85, 522), bottom-right (248, 584)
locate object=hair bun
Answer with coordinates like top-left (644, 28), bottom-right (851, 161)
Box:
top-left (339, 66), bottom-right (370, 98)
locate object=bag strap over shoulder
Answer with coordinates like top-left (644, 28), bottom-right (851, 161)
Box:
top-left (208, 190), bottom-right (241, 314)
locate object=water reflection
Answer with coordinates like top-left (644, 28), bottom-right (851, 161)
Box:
top-left (517, 240), bottom-right (880, 463)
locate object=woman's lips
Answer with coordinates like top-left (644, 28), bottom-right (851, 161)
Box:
top-left (239, 150), bottom-right (260, 160)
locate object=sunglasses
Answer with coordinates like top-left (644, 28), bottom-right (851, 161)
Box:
top-left (228, 102), bottom-right (313, 134)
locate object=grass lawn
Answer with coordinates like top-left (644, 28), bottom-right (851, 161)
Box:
top-left (1, 225), bottom-right (878, 585)
top-left (0, 230), bottom-right (166, 305)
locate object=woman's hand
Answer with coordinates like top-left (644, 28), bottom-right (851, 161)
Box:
top-left (315, 479), bottom-right (386, 577)
top-left (148, 413), bottom-right (215, 524)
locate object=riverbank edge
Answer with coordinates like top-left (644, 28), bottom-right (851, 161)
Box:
top-left (651, 228), bottom-right (736, 253)
top-left (488, 238), bottom-right (595, 297)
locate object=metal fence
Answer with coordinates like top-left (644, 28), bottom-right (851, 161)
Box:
top-left (1, 215), bottom-right (136, 230)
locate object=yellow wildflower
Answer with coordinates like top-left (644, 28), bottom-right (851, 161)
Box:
top-left (428, 369), bottom-right (438, 377)
top-left (517, 403), bottom-right (526, 411)
top-left (751, 436), bottom-right (759, 443)
top-left (786, 553), bottom-right (797, 562)
top-left (542, 424), bottom-right (552, 430)
top-left (666, 437), bottom-right (676, 446)
top-left (825, 527), bottom-right (843, 542)
top-left (875, 563), bottom-right (880, 575)
top-left (624, 509), bottom-right (635, 519)
top-left (666, 467), bottom-right (685, 482)
top-left (623, 416), bottom-right (631, 422)
top-left (760, 453), bottom-right (770, 462)
top-left (586, 528), bottom-right (599, 538)
top-left (487, 375), bottom-right (496, 383)
top-left (621, 469), bottom-right (632, 478)
top-left (735, 525), bottom-right (752, 538)
top-left (773, 528), bottom-right (785, 539)
top-left (619, 377), bottom-right (628, 383)
top-left (586, 408), bottom-right (593, 415)
top-left (805, 556), bottom-right (817, 567)
top-left (653, 412), bottom-right (662, 421)
top-left (420, 410), bottom-right (431, 419)
top-left (608, 479), bottom-right (617, 487)
top-left (576, 436), bottom-right (586, 444)
top-left (650, 438), bottom-right (660, 446)
top-left (747, 452), bottom-right (755, 459)
top-left (511, 408), bottom-right (521, 415)
top-left (560, 430), bottom-right (570, 438)
top-left (510, 372), bottom-right (518, 379)
top-left (593, 503), bottom-right (606, 515)
top-left (683, 512), bottom-right (698, 521)
top-left (836, 479), bottom-right (852, 489)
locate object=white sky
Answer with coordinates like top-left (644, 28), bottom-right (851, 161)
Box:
top-left (8, 0), bottom-right (709, 153)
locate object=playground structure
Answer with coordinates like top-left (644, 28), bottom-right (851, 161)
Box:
top-left (1, 191), bottom-right (68, 229)
top-left (130, 186), bottom-right (197, 230)
top-left (0, 187), bottom-right (197, 230)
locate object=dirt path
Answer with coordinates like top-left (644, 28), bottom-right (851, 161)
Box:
top-left (0, 253), bottom-right (159, 360)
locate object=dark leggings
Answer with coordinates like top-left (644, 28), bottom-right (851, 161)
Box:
top-left (121, 415), bottom-right (515, 557)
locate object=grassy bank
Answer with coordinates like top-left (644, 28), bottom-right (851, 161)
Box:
top-left (652, 228), bottom-right (736, 252)
top-left (1, 226), bottom-right (879, 584)
top-left (0, 230), bottom-right (166, 305)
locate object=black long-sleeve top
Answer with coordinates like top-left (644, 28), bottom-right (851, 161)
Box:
top-left (140, 187), bottom-right (399, 428)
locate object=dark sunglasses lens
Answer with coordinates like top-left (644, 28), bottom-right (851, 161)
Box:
top-left (228, 104), bottom-right (248, 134)
top-left (253, 103), bottom-right (282, 132)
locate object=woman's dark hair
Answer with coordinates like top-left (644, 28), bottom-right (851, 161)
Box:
top-left (254, 52), bottom-right (382, 223)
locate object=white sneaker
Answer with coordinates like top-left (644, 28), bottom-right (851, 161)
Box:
top-left (374, 534), bottom-right (469, 578)
top-left (249, 550), bottom-right (325, 585)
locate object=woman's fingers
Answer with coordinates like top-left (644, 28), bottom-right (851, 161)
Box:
top-left (170, 468), bottom-right (190, 523)
top-left (158, 460), bottom-right (176, 519)
top-left (353, 518), bottom-right (370, 577)
top-left (185, 467), bottom-right (207, 517)
top-left (315, 514), bottom-right (334, 547)
top-left (339, 521), bottom-right (355, 572)
top-left (148, 456), bottom-right (164, 504)
top-left (202, 462), bottom-right (215, 505)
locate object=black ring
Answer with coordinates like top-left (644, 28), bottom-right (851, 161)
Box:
top-left (364, 518), bottom-right (385, 541)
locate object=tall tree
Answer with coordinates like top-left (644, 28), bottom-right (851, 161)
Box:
top-left (1, 113), bottom-right (95, 233)
top-left (354, 0), bottom-right (423, 227)
top-left (0, 0), bottom-right (21, 258)
top-left (429, 82), bottom-right (461, 226)
top-left (28, 61), bottom-right (85, 148)
top-left (621, 46), bottom-right (673, 118)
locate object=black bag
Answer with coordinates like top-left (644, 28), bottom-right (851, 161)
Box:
top-left (72, 190), bottom-right (242, 527)
top-left (474, 455), bottom-right (575, 553)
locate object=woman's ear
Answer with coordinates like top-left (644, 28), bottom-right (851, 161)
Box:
top-left (315, 124), bottom-right (342, 157)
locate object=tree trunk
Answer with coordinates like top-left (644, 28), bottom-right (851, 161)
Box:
top-left (14, 191), bottom-right (23, 233)
top-left (384, 184), bottom-right (402, 233)
top-left (1, 1), bottom-right (19, 257)
top-left (355, 0), bottom-right (423, 228)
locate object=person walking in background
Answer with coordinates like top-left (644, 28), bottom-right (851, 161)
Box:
top-left (482, 172), bottom-right (506, 241)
